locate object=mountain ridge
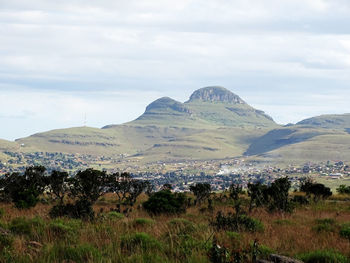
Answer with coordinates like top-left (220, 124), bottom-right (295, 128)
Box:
top-left (2, 86), bottom-right (350, 166)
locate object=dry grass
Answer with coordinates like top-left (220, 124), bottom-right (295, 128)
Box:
top-left (0, 194), bottom-right (349, 262)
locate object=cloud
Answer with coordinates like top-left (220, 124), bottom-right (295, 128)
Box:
top-left (0, 0), bottom-right (350, 139)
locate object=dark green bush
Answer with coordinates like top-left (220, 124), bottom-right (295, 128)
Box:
top-left (120, 232), bottom-right (161, 253)
top-left (0, 208), bottom-right (4, 218)
top-left (133, 218), bottom-right (154, 227)
top-left (50, 200), bottom-right (94, 220)
top-left (212, 212), bottom-right (264, 232)
top-left (0, 233), bottom-right (13, 251)
top-left (143, 190), bottom-right (187, 215)
top-left (313, 218), bottom-right (337, 233)
top-left (298, 250), bottom-right (348, 263)
top-left (339, 223), bottom-right (350, 241)
top-left (292, 195), bottom-right (309, 205)
top-left (9, 216), bottom-right (46, 238)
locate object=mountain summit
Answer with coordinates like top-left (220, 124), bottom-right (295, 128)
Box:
top-left (187, 86), bottom-right (245, 104)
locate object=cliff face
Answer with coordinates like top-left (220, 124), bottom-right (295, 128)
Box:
top-left (187, 86), bottom-right (245, 104)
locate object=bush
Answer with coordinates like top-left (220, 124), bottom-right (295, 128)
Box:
top-left (292, 195), bottom-right (309, 205)
top-left (107, 211), bottom-right (124, 221)
top-left (143, 190), bottom-right (187, 215)
top-left (50, 200), bottom-right (94, 220)
top-left (120, 232), bottom-right (161, 253)
top-left (133, 218), bottom-right (154, 227)
top-left (298, 250), bottom-right (348, 263)
top-left (339, 223), bottom-right (350, 241)
top-left (9, 216), bottom-right (46, 238)
top-left (313, 218), bottom-right (337, 233)
top-left (44, 243), bottom-right (102, 262)
top-left (0, 208), bottom-right (4, 218)
top-left (212, 212), bottom-right (264, 232)
top-left (48, 218), bottom-right (81, 240)
top-left (0, 233), bottom-right (13, 250)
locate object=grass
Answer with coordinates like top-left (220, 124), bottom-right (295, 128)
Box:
top-left (0, 193), bottom-right (349, 262)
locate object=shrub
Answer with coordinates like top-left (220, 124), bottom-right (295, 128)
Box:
top-left (48, 218), bottom-right (81, 240)
top-left (337, 185), bottom-right (350, 195)
top-left (292, 195), bottom-right (309, 205)
top-left (0, 233), bottom-right (13, 250)
top-left (0, 208), bottom-right (4, 218)
top-left (44, 243), bottom-right (102, 262)
top-left (107, 211), bottom-right (124, 221)
top-left (212, 212), bottom-right (264, 232)
top-left (143, 190), bottom-right (187, 215)
top-left (313, 218), bottom-right (337, 233)
top-left (120, 232), bottom-right (161, 253)
top-left (50, 200), bottom-right (94, 220)
top-left (298, 250), bottom-right (348, 263)
top-left (9, 216), bottom-right (46, 238)
top-left (339, 223), bottom-right (350, 241)
top-left (133, 218), bottom-right (154, 227)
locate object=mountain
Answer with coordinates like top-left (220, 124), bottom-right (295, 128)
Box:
top-left (13, 87), bottom-right (276, 164)
top-left (4, 87), bottom-right (350, 167)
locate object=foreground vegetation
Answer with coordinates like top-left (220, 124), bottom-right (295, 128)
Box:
top-left (0, 167), bottom-right (349, 262)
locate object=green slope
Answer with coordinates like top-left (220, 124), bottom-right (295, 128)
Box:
top-left (297, 113), bottom-right (350, 130)
top-left (246, 114), bottom-right (350, 164)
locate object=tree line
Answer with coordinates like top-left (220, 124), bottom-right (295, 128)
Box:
top-left (0, 166), bottom-right (338, 221)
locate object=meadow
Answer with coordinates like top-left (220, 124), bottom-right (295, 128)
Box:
top-left (0, 192), bottom-right (350, 263)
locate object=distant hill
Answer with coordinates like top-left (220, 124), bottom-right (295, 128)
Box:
top-left (297, 114), bottom-right (350, 131)
top-left (245, 113), bottom-right (350, 163)
top-left (13, 87), bottom-right (276, 163)
top-left (3, 87), bottom-right (350, 166)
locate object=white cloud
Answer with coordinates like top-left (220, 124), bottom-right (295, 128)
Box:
top-left (0, 0), bottom-right (350, 139)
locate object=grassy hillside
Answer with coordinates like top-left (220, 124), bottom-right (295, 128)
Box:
top-left (297, 113), bottom-right (350, 130)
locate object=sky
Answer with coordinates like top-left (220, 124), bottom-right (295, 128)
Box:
top-left (1, 0), bottom-right (350, 140)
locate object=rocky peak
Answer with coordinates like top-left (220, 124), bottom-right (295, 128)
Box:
top-left (187, 86), bottom-right (245, 104)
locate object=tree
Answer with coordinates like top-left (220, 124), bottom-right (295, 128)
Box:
top-left (2, 166), bottom-right (47, 209)
top-left (266, 177), bottom-right (292, 212)
top-left (47, 170), bottom-right (69, 205)
top-left (50, 168), bottom-right (113, 220)
top-left (247, 182), bottom-right (268, 212)
top-left (337, 185), bottom-right (350, 195)
top-left (190, 183), bottom-right (211, 205)
top-left (300, 177), bottom-right (332, 202)
top-left (70, 168), bottom-right (110, 204)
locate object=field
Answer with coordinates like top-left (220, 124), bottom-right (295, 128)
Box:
top-left (1, 193), bottom-right (350, 263)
